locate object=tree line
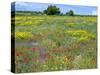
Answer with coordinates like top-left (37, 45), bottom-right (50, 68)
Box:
top-left (43, 5), bottom-right (74, 16)
top-left (17, 5), bottom-right (74, 16)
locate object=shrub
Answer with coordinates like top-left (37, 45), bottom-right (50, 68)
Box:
top-left (65, 23), bottom-right (75, 28)
top-left (15, 31), bottom-right (33, 40)
top-left (65, 30), bottom-right (95, 43)
top-left (66, 10), bottom-right (74, 16)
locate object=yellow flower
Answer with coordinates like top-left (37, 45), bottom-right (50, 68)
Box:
top-left (15, 31), bottom-right (33, 40)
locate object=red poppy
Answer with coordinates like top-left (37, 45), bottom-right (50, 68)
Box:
top-left (24, 59), bottom-right (30, 63)
top-left (52, 49), bottom-right (56, 53)
top-left (31, 47), bottom-right (38, 51)
top-left (57, 49), bottom-right (61, 53)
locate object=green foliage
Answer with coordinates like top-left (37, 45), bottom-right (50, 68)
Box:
top-left (65, 23), bottom-right (75, 28)
top-left (43, 5), bottom-right (60, 15)
top-left (40, 39), bottom-right (57, 49)
top-left (66, 10), bottom-right (74, 16)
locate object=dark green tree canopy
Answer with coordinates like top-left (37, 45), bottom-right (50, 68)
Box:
top-left (43, 5), bottom-right (61, 15)
top-left (66, 10), bottom-right (74, 16)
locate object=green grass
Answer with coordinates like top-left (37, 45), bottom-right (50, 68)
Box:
top-left (12, 15), bottom-right (97, 73)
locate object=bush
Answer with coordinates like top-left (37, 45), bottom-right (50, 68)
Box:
top-left (66, 10), bottom-right (74, 16)
top-left (65, 30), bottom-right (95, 43)
top-left (43, 5), bottom-right (60, 15)
top-left (15, 31), bottom-right (33, 40)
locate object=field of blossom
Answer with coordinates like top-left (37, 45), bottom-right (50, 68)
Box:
top-left (12, 15), bottom-right (97, 73)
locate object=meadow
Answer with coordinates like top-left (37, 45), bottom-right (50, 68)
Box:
top-left (12, 14), bottom-right (97, 73)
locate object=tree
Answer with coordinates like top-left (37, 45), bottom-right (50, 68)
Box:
top-left (66, 10), bottom-right (74, 16)
top-left (43, 5), bottom-right (60, 15)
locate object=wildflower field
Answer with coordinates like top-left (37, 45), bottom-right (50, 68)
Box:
top-left (12, 14), bottom-right (97, 73)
